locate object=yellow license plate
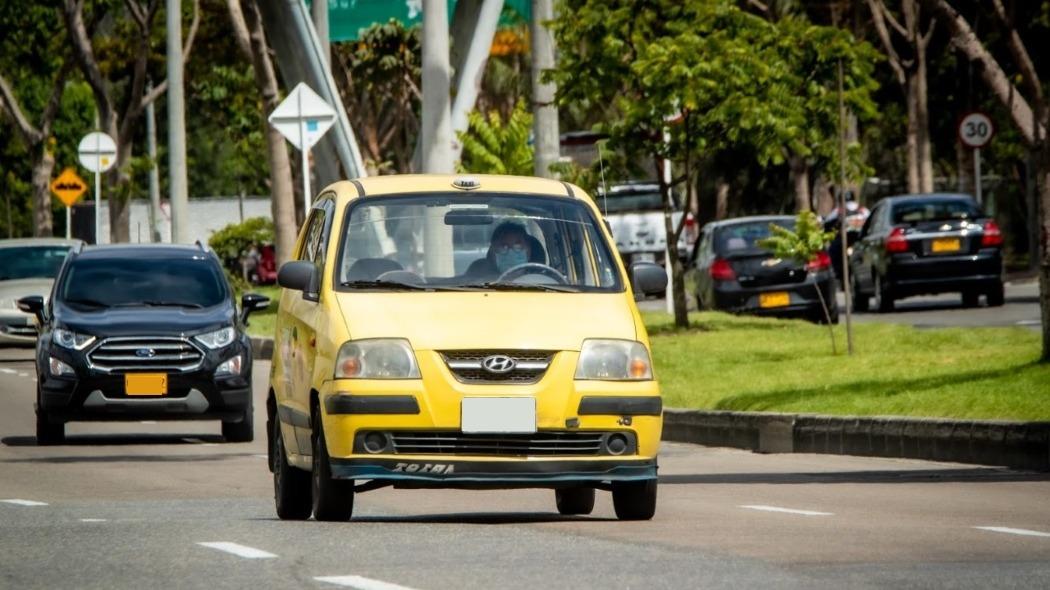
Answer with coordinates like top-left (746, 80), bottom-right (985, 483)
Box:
top-left (759, 292), bottom-right (790, 308)
top-left (931, 238), bottom-right (961, 253)
top-left (125, 373), bottom-right (168, 396)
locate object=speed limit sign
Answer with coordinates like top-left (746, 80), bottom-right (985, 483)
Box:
top-left (959, 112), bottom-right (995, 148)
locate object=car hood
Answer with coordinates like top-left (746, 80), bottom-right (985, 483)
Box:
top-left (55, 304), bottom-right (234, 337)
top-left (334, 292), bottom-right (637, 351)
top-left (0, 278), bottom-right (54, 300)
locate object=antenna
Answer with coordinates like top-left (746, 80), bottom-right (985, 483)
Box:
top-left (597, 140), bottom-right (608, 217)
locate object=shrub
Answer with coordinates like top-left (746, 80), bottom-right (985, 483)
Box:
top-left (208, 217), bottom-right (274, 275)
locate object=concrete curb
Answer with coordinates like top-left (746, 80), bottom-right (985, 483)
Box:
top-left (663, 409), bottom-right (1050, 471)
top-left (250, 337), bottom-right (1048, 471)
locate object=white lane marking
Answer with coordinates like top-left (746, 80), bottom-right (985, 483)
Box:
top-left (80, 518), bottom-right (108, 523)
top-left (1016, 320), bottom-right (1041, 326)
top-left (740, 505), bottom-right (833, 517)
top-left (197, 542), bottom-right (277, 559)
top-left (0, 368), bottom-right (16, 374)
top-left (974, 526), bottom-right (1050, 538)
top-left (1, 499), bottom-right (49, 507)
top-left (315, 576), bottom-right (420, 590)
top-left (17, 372), bottom-right (30, 378)
top-left (253, 454), bottom-right (268, 459)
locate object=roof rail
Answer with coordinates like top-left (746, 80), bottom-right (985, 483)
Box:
top-left (194, 240), bottom-right (209, 252)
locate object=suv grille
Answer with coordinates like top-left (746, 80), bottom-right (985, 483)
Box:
top-left (440, 350), bottom-right (555, 384)
top-left (387, 431), bottom-right (614, 456)
top-left (87, 337), bottom-right (204, 373)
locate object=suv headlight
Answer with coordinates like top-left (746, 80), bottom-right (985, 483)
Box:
top-left (335, 338), bottom-right (420, 379)
top-left (53, 328), bottom-right (96, 351)
top-left (574, 339), bottom-right (653, 381)
top-left (196, 327), bottom-right (236, 350)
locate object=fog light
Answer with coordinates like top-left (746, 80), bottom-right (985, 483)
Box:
top-left (606, 433), bottom-right (629, 456)
top-left (49, 356), bottom-right (75, 377)
top-left (216, 354), bottom-right (243, 376)
top-left (363, 431), bottom-right (389, 454)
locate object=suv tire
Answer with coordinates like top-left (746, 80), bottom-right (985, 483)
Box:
top-left (555, 487), bottom-right (595, 515)
top-left (272, 419), bottom-right (312, 520)
top-left (222, 407), bottom-right (254, 443)
top-left (612, 479), bottom-right (657, 521)
top-left (36, 409), bottom-right (64, 446)
top-left (311, 408), bottom-right (354, 522)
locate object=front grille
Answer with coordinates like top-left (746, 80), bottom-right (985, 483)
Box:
top-left (440, 349), bottom-right (554, 384)
top-left (0, 321), bottom-right (36, 337)
top-left (87, 337), bottom-right (204, 373)
top-left (385, 431), bottom-right (619, 456)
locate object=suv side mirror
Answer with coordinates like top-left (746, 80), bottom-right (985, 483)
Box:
top-left (17, 295), bottom-right (46, 324)
top-left (277, 261), bottom-right (319, 302)
top-left (240, 293), bottom-right (271, 326)
top-left (629, 262), bottom-right (667, 299)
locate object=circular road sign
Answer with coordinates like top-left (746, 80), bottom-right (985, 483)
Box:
top-left (78, 131), bottom-right (117, 173)
top-left (959, 112), bottom-right (995, 148)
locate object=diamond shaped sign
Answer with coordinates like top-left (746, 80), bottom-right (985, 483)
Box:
top-left (50, 167), bottom-right (88, 207)
top-left (268, 83), bottom-right (337, 151)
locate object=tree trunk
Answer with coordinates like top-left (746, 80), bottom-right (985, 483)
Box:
top-left (31, 145), bottom-right (56, 237)
top-left (915, 44), bottom-right (934, 191)
top-left (1039, 150), bottom-right (1050, 361)
top-left (656, 156), bottom-right (688, 328)
top-left (107, 136), bottom-right (133, 243)
top-left (905, 72), bottom-right (921, 193)
top-left (715, 179), bottom-right (729, 220)
top-left (814, 174), bottom-right (835, 216)
top-left (956, 138), bottom-right (972, 194)
top-left (789, 154), bottom-right (811, 212)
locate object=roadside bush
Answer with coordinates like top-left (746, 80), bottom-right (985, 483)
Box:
top-left (208, 217), bottom-right (274, 274)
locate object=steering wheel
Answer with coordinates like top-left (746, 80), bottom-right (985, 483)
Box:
top-left (497, 263), bottom-right (569, 285)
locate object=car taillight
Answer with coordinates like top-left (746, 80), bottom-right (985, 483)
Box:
top-left (710, 258), bottom-right (736, 281)
top-left (885, 227), bottom-right (909, 253)
top-left (806, 251), bottom-right (832, 272)
top-left (981, 220), bottom-right (1003, 247)
top-left (683, 213), bottom-right (698, 243)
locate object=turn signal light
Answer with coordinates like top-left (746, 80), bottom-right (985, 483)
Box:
top-left (885, 227), bottom-right (909, 253)
top-left (982, 221), bottom-right (1003, 247)
top-left (710, 258), bottom-right (736, 281)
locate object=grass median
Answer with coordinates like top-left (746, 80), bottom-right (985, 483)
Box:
top-left (646, 311), bottom-right (1050, 421)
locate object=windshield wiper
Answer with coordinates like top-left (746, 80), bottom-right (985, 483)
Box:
top-left (140, 301), bottom-right (205, 308)
top-left (465, 282), bottom-right (580, 293)
top-left (340, 279), bottom-right (436, 291)
top-left (63, 298), bottom-right (110, 309)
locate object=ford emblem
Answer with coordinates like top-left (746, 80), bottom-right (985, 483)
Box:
top-left (481, 354), bottom-right (516, 374)
top-left (135, 348), bottom-right (156, 358)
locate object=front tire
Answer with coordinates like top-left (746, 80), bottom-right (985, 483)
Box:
top-left (612, 479), bottom-right (657, 521)
top-left (35, 409), bottom-right (64, 446)
top-left (874, 273), bottom-right (894, 313)
top-left (222, 407), bottom-right (254, 442)
top-left (555, 487), bottom-right (595, 515)
top-left (272, 420), bottom-right (311, 520)
top-left (311, 412), bottom-right (354, 522)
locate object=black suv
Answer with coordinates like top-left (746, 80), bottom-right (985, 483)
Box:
top-left (17, 244), bottom-right (270, 445)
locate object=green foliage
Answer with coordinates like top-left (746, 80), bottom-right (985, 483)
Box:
top-left (208, 217), bottom-right (274, 272)
top-left (758, 211), bottom-right (835, 265)
top-left (457, 99), bottom-right (534, 176)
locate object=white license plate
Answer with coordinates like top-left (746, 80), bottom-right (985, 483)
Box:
top-left (461, 397), bottom-right (536, 434)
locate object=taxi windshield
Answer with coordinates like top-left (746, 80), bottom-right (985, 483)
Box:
top-left (337, 193), bottom-right (623, 292)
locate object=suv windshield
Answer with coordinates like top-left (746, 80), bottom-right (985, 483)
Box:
top-left (337, 193), bottom-right (623, 292)
top-left (59, 256), bottom-right (227, 309)
top-left (715, 220), bottom-right (793, 257)
top-left (892, 199), bottom-right (981, 224)
top-left (0, 246), bottom-right (70, 280)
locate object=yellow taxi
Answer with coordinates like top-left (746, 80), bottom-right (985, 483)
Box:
top-left (268, 174), bottom-right (667, 521)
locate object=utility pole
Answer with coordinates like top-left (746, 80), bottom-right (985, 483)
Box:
top-left (421, 0), bottom-right (454, 275)
top-left (531, 0), bottom-right (559, 178)
top-left (312, 0), bottom-right (330, 67)
top-left (145, 79), bottom-right (162, 242)
top-left (167, 0), bottom-right (189, 243)
top-left (838, 59), bottom-right (854, 356)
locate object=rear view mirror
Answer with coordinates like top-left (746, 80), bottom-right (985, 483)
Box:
top-left (17, 295), bottom-right (46, 324)
top-left (444, 210), bottom-right (494, 226)
top-left (630, 262), bottom-right (667, 299)
top-left (240, 293), bottom-right (271, 326)
top-left (278, 261), bottom-right (319, 302)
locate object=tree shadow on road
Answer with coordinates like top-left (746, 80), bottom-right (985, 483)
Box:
top-left (2, 433), bottom-right (227, 447)
top-left (659, 468), bottom-right (1050, 485)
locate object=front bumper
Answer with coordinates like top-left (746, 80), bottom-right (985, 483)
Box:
top-left (0, 312), bottom-right (37, 344)
top-left (330, 457), bottom-right (657, 487)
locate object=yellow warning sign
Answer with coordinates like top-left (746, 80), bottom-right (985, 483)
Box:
top-left (50, 167), bottom-right (88, 207)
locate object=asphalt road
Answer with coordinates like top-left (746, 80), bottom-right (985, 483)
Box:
top-left (640, 280), bottom-right (1042, 330)
top-left (1, 348), bottom-right (1048, 589)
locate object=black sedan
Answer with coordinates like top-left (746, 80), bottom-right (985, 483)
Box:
top-left (849, 193), bottom-right (1004, 312)
top-left (685, 216), bottom-right (839, 323)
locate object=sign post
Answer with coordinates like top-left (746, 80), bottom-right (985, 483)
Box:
top-left (268, 83), bottom-right (336, 214)
top-left (77, 132), bottom-right (117, 243)
top-left (958, 112), bottom-right (995, 205)
top-left (50, 168), bottom-right (89, 239)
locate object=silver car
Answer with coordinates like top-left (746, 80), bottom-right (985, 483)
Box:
top-left (0, 238), bottom-right (80, 345)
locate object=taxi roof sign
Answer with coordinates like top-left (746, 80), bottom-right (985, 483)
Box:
top-left (50, 167), bottom-right (88, 207)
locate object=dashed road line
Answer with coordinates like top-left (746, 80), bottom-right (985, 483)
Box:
top-left (0, 368), bottom-right (16, 374)
top-left (740, 505), bottom-right (833, 517)
top-left (197, 542), bottom-right (277, 559)
top-left (315, 575), bottom-right (420, 590)
top-left (79, 518), bottom-right (108, 523)
top-left (253, 454), bottom-right (269, 459)
top-left (974, 526), bottom-right (1050, 538)
top-left (1, 499), bottom-right (49, 507)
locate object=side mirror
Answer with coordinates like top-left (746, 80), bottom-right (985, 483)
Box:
top-left (277, 261), bottom-right (319, 302)
top-left (17, 295), bottom-right (46, 324)
top-left (629, 261), bottom-right (667, 299)
top-left (240, 293), bottom-right (271, 326)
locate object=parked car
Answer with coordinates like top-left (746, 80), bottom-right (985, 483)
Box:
top-left (823, 199), bottom-right (870, 281)
top-left (849, 193), bottom-right (1004, 312)
top-left (600, 181), bottom-right (697, 270)
top-left (18, 243), bottom-right (270, 444)
top-left (0, 238), bottom-right (80, 345)
top-left (269, 174), bottom-right (666, 522)
top-left (685, 215), bottom-right (839, 323)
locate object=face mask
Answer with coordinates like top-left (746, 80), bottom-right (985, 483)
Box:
top-left (495, 248), bottom-right (528, 272)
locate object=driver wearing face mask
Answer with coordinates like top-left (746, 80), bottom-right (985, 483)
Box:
top-left (465, 221), bottom-right (536, 279)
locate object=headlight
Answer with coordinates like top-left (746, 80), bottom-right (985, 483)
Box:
top-left (53, 328), bottom-right (96, 351)
top-left (575, 339), bottom-right (653, 381)
top-left (196, 327), bottom-right (236, 350)
top-left (335, 339), bottom-right (420, 379)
